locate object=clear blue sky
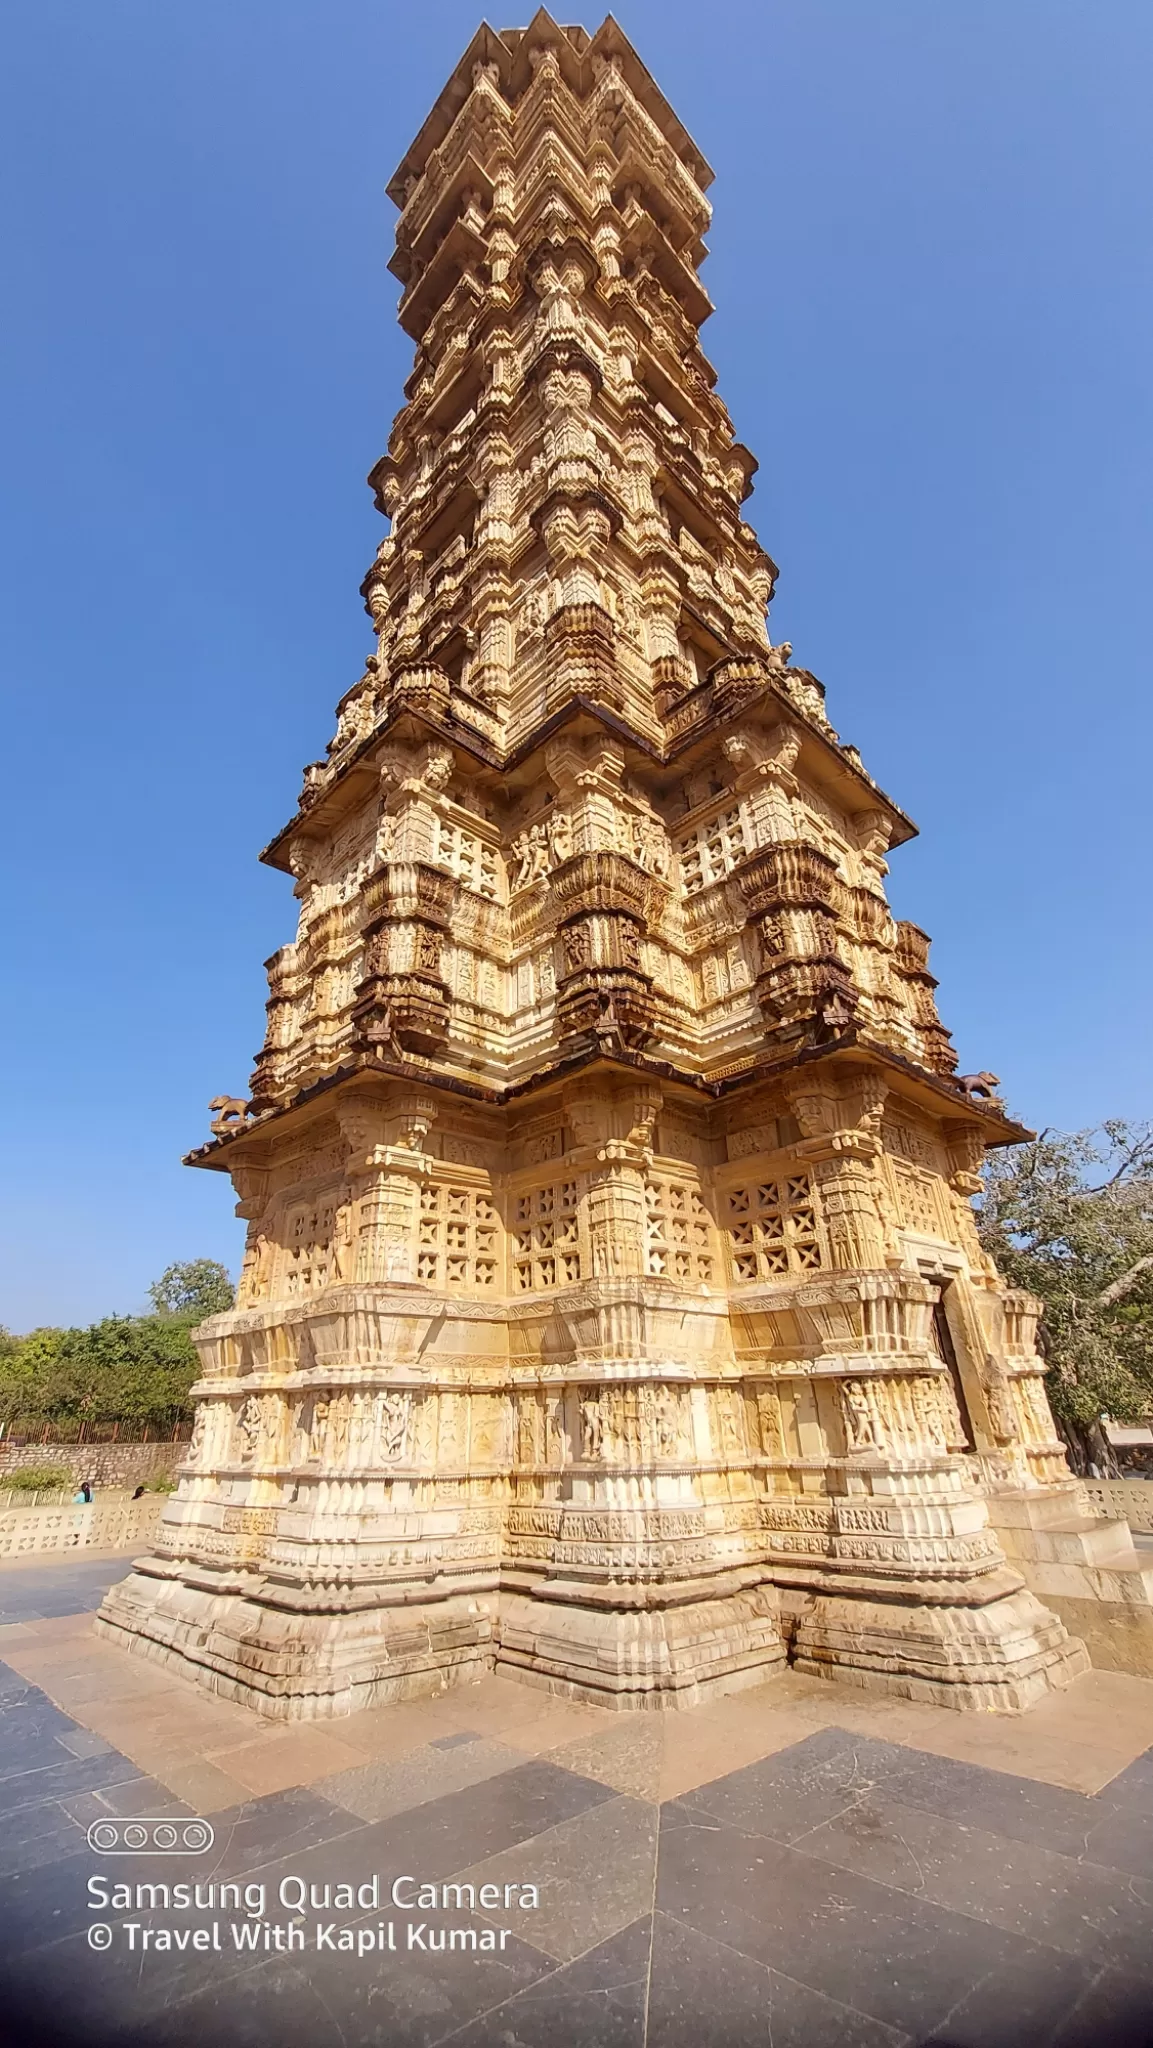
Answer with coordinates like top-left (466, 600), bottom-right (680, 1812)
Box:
top-left (2, 2), bottom-right (1149, 1330)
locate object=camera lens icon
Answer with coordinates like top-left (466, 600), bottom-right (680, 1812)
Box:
top-left (87, 1817), bottom-right (215, 1855)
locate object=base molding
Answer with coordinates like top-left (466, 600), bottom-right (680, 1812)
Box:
top-left (792, 1585), bottom-right (1090, 1712)
top-left (495, 1580), bottom-right (787, 1710)
top-left (94, 1555), bottom-right (1094, 1720)
top-left (94, 1566), bottom-right (494, 1722)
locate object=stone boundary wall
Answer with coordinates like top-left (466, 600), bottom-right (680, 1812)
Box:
top-left (0, 1441), bottom-right (186, 1489)
top-left (1083, 1479), bottom-right (1153, 1534)
top-left (0, 1491), bottom-right (165, 1562)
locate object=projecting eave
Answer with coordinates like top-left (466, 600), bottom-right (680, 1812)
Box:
top-left (386, 22), bottom-right (508, 207)
top-left (713, 1037), bottom-right (1035, 1151)
top-left (765, 680), bottom-right (917, 851)
top-left (386, 12), bottom-right (713, 210)
top-left (256, 671), bottom-right (919, 878)
top-left (581, 15), bottom-right (714, 188)
top-left (183, 1031), bottom-right (1032, 1178)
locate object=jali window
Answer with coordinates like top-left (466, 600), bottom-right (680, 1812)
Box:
top-left (434, 819), bottom-right (499, 900)
top-left (284, 1200), bottom-right (336, 1297)
top-left (513, 1182), bottom-right (581, 1291)
top-left (645, 1179), bottom-right (714, 1282)
top-left (677, 805), bottom-right (747, 895)
top-left (893, 1164), bottom-right (942, 1238)
top-left (725, 1176), bottom-right (822, 1280)
top-left (417, 1184), bottom-right (499, 1288)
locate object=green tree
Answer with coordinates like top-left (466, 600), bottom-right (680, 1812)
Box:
top-left (977, 1121), bottom-right (1153, 1471)
top-left (0, 1327), bottom-right (62, 1430)
top-left (0, 1317), bottom-right (201, 1437)
top-left (148, 1259), bottom-right (235, 1321)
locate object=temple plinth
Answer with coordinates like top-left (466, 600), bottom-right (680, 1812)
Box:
top-left (102, 12), bottom-right (1144, 1715)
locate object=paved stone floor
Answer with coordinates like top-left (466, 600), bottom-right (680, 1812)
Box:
top-left (1, 1557), bottom-right (1152, 2046)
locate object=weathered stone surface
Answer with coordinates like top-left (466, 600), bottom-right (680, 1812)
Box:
top-left (97, 11), bottom-right (1152, 1715)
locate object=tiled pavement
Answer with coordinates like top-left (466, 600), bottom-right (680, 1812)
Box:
top-left (1, 1559), bottom-right (1152, 2046)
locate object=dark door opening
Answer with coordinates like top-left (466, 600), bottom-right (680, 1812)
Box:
top-left (930, 1297), bottom-right (976, 1450)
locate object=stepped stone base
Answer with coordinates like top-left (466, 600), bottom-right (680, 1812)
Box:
top-left (495, 1579), bottom-right (787, 1710)
top-left (94, 1562), bottom-right (494, 1722)
top-left (792, 1585), bottom-right (1090, 1712)
top-left (96, 1561), bottom-right (788, 1719)
top-left (97, 1546), bottom-right (1095, 1719)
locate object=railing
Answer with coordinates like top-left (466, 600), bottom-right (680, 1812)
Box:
top-left (1083, 1477), bottom-right (1153, 1534)
top-left (0, 1487), bottom-right (76, 1510)
top-left (0, 1421), bottom-right (192, 1446)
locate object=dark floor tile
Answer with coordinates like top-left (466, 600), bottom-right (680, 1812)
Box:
top-left (0, 1842), bottom-right (200, 1958)
top-left (10, 1595), bottom-right (94, 1611)
top-left (0, 1797), bottom-right (89, 1878)
top-left (294, 1921), bottom-right (553, 2047)
top-left (0, 1694), bottom-right (81, 1735)
top-left (1080, 1801), bottom-right (1153, 1883)
top-left (674, 1727), bottom-right (909, 1847)
top-left (61, 1774), bottom-right (194, 1824)
top-left (0, 1663), bottom-right (40, 1704)
top-left (657, 1807), bottom-right (1054, 2039)
top-left (919, 1938), bottom-right (1096, 2046)
top-left (457, 1792), bottom-right (658, 1964)
top-left (1093, 1749), bottom-right (1153, 1813)
top-left (112, 1958), bottom-right (340, 2048)
top-left (879, 1747), bottom-right (1103, 1859)
top-left (1049, 1963), bottom-right (1153, 2048)
top-left (647, 1910), bottom-right (909, 2048)
top-left (794, 1790), bottom-right (1153, 1980)
top-left (0, 1748), bottom-right (145, 1819)
top-left (765, 1727), bottom-right (902, 1773)
top-left (55, 1729), bottom-right (114, 1760)
top-left (0, 1918), bottom-right (265, 2046)
top-left (238, 1758), bottom-right (615, 1905)
top-left (452, 1915), bottom-right (649, 2048)
top-left (0, 1722), bottom-right (85, 1781)
top-left (0, 1694), bottom-right (75, 1733)
top-left (205, 1785), bottom-right (367, 1877)
top-left (0, 1847), bottom-right (108, 1955)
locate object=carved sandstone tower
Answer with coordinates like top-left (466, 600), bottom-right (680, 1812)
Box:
top-left (102, 13), bottom-right (1141, 1715)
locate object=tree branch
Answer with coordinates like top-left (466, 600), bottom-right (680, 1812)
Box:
top-left (1096, 1252), bottom-right (1153, 1310)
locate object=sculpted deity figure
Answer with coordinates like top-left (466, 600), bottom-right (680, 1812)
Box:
top-left (380, 1390), bottom-right (411, 1462)
top-left (328, 1395), bottom-right (352, 1462)
top-left (843, 1380), bottom-right (879, 1452)
top-left (329, 1201), bottom-right (355, 1283)
top-left (651, 1386), bottom-right (681, 1457)
top-left (756, 1386), bottom-right (786, 1459)
top-left (308, 1396), bottom-right (330, 1461)
top-left (912, 1377), bottom-right (948, 1450)
top-left (188, 1407), bottom-right (209, 1463)
top-left (579, 1394), bottom-right (603, 1460)
top-left (511, 822), bottom-right (551, 888)
top-left (547, 810), bottom-right (573, 864)
top-left (984, 1355), bottom-right (1018, 1443)
top-left (527, 823), bottom-right (552, 880)
top-left (236, 1396), bottom-right (263, 1464)
top-left (545, 1394), bottom-right (565, 1465)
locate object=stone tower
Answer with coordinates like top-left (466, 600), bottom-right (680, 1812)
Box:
top-left (101, 13), bottom-right (1140, 1716)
